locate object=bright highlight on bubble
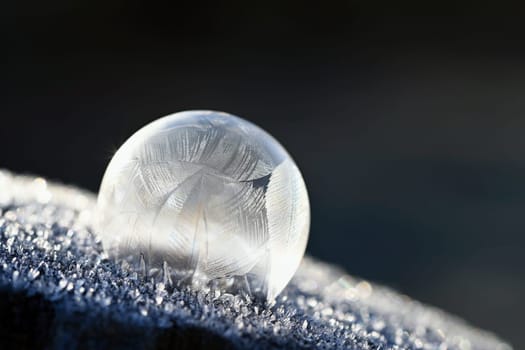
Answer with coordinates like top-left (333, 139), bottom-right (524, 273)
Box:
top-left (96, 110), bottom-right (310, 300)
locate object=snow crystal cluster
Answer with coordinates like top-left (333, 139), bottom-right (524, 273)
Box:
top-left (0, 170), bottom-right (512, 349)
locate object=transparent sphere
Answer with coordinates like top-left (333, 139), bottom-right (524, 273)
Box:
top-left (96, 110), bottom-right (310, 300)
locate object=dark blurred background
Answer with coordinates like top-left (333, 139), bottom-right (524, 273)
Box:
top-left (1, 1), bottom-right (525, 347)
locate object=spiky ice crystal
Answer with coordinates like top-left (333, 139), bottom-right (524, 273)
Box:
top-left (96, 111), bottom-right (310, 301)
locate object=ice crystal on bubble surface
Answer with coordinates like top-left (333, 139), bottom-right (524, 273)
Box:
top-left (0, 170), bottom-right (512, 350)
top-left (96, 111), bottom-right (310, 301)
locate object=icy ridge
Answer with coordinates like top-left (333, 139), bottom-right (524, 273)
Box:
top-left (0, 170), bottom-right (512, 350)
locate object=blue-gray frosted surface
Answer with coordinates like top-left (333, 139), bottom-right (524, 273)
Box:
top-left (0, 170), bottom-right (512, 350)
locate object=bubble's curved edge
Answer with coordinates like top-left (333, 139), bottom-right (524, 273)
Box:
top-left (95, 110), bottom-right (311, 302)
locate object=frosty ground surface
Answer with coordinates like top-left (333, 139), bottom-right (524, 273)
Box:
top-left (0, 170), bottom-right (512, 349)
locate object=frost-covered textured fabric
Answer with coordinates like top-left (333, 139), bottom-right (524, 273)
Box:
top-left (96, 111), bottom-right (310, 301)
top-left (0, 170), bottom-right (512, 350)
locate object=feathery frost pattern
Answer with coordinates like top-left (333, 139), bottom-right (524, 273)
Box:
top-left (96, 111), bottom-right (310, 300)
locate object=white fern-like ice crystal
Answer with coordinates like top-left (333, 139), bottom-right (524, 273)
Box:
top-left (96, 111), bottom-right (310, 300)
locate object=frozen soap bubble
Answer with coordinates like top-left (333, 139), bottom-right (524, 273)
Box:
top-left (96, 110), bottom-right (310, 301)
